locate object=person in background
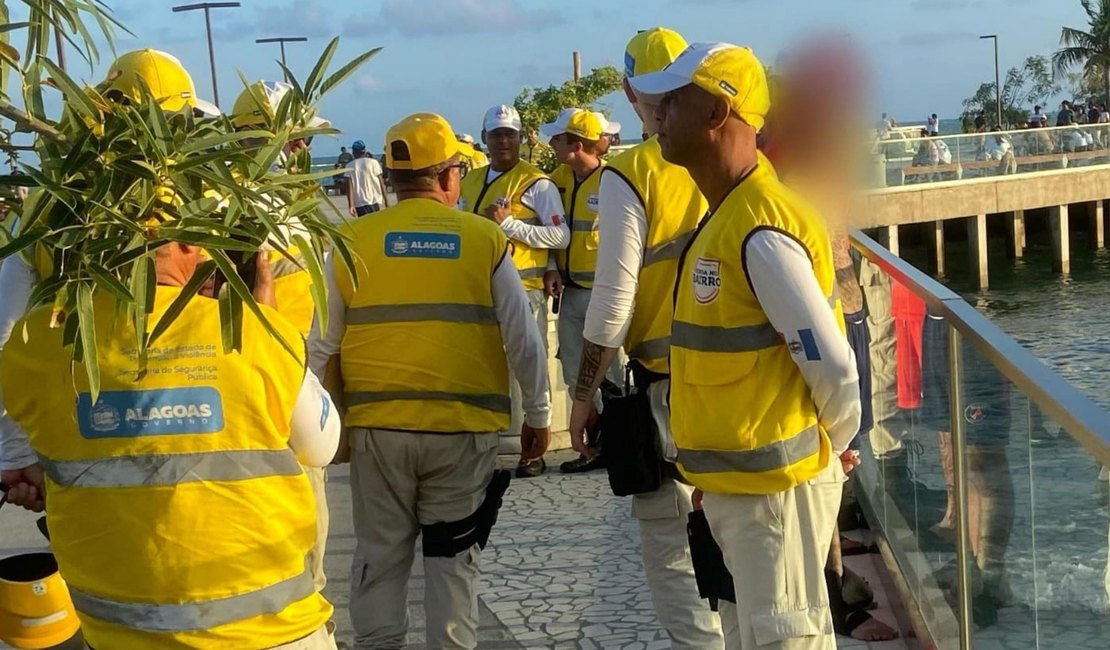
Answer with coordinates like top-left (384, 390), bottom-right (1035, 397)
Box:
top-left (569, 27), bottom-right (723, 648)
top-left (1088, 100), bottom-right (1101, 125)
top-left (975, 112), bottom-right (988, 131)
top-left (460, 104), bottom-right (569, 478)
top-left (309, 113), bottom-right (551, 648)
top-left (927, 113), bottom-right (939, 136)
top-left (633, 41), bottom-right (861, 649)
top-left (337, 145), bottom-right (354, 167)
top-left (346, 140), bottom-right (389, 217)
top-left (1057, 100), bottom-right (1076, 127)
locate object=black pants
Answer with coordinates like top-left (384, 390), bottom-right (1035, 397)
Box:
top-left (355, 203), bottom-right (382, 216)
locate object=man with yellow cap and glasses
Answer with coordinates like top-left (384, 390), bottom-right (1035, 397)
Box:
top-left (541, 108), bottom-right (623, 474)
top-left (0, 48), bottom-right (222, 498)
top-left (629, 42), bottom-right (862, 649)
top-left (460, 104), bottom-right (567, 478)
top-left (308, 113), bottom-right (551, 649)
top-left (0, 50), bottom-right (343, 650)
top-left (568, 28), bottom-right (723, 648)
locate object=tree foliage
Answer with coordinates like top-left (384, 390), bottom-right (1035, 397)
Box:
top-left (513, 66), bottom-right (623, 171)
top-left (1053, 0), bottom-right (1110, 106)
top-left (0, 1), bottom-right (379, 399)
top-left (961, 55), bottom-right (1061, 129)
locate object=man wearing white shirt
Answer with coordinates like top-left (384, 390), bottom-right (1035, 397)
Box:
top-left (346, 140), bottom-right (389, 217)
top-left (459, 104), bottom-right (569, 477)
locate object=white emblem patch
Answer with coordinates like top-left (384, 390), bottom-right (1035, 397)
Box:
top-left (586, 193), bottom-right (600, 212)
top-left (692, 257), bottom-right (721, 304)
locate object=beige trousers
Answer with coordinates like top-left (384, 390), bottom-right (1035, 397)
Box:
top-left (505, 289), bottom-right (549, 455)
top-left (703, 462), bottom-right (844, 650)
top-left (634, 478), bottom-right (725, 649)
top-left (347, 428), bottom-right (499, 650)
top-left (302, 465), bottom-right (330, 592)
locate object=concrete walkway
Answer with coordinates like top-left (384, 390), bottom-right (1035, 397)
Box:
top-left (0, 449), bottom-right (917, 649)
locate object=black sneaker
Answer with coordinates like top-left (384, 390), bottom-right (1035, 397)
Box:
top-left (515, 457), bottom-right (546, 478)
top-left (560, 454), bottom-right (607, 474)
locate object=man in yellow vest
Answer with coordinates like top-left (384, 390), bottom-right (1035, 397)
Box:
top-left (541, 108), bottom-right (624, 474)
top-left (230, 78), bottom-right (335, 596)
top-left (568, 28), bottom-right (723, 648)
top-left (1, 245), bottom-right (341, 650)
top-left (307, 113), bottom-right (552, 649)
top-left (460, 104), bottom-right (568, 478)
top-left (0, 49), bottom-right (220, 498)
top-left (630, 42), bottom-right (863, 648)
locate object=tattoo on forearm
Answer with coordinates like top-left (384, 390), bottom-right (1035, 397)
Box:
top-left (575, 341), bottom-right (605, 402)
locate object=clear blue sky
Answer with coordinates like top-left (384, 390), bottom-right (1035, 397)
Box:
top-left (8, 0), bottom-right (1097, 156)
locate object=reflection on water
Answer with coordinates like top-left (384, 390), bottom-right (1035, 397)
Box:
top-left (860, 233), bottom-right (1110, 648)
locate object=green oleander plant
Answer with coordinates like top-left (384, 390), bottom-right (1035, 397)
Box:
top-left (0, 0), bottom-right (378, 399)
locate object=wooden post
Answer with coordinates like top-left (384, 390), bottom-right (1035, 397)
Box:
top-left (1051, 204), bottom-right (1070, 274)
top-left (876, 225), bottom-right (899, 256)
top-left (1091, 200), bottom-right (1105, 250)
top-left (928, 220), bottom-right (945, 277)
top-left (968, 214), bottom-right (988, 289)
top-left (1007, 210), bottom-right (1024, 259)
top-left (573, 51), bottom-right (581, 83)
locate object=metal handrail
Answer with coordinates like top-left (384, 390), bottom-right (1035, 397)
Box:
top-left (876, 120), bottom-right (1108, 147)
top-left (851, 229), bottom-right (1110, 468)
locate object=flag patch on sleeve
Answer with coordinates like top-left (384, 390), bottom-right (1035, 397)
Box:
top-left (797, 329), bottom-right (821, 361)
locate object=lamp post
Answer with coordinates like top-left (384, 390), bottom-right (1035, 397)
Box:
top-left (255, 37), bottom-right (308, 82)
top-left (172, 2), bottom-right (241, 108)
top-left (980, 34), bottom-right (1002, 127)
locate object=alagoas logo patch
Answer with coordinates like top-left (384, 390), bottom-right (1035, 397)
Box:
top-left (385, 232), bottom-right (461, 259)
top-left (587, 193), bottom-right (600, 212)
top-left (77, 387), bottom-right (224, 438)
top-left (692, 257), bottom-right (722, 304)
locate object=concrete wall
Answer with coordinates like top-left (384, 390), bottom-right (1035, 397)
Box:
top-left (859, 165), bottom-right (1110, 227)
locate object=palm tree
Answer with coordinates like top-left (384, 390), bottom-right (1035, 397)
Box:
top-left (1053, 0), bottom-right (1110, 104)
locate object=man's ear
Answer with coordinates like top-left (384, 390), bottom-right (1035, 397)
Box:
top-left (481, 130), bottom-right (489, 146)
top-left (708, 96), bottom-right (732, 131)
top-left (623, 77), bottom-right (638, 105)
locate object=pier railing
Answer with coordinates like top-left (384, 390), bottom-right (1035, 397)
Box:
top-left (874, 122), bottom-right (1110, 188)
top-left (851, 230), bottom-right (1110, 648)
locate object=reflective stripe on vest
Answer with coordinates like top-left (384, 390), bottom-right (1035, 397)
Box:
top-left (677, 425), bottom-right (821, 475)
top-left (519, 267), bottom-right (546, 280)
top-left (629, 336), bottom-right (670, 362)
top-left (68, 568), bottom-right (315, 633)
top-left (39, 449), bottom-right (302, 488)
top-left (572, 220), bottom-right (595, 232)
top-left (346, 303), bottom-right (497, 325)
top-left (345, 390), bottom-right (512, 414)
top-left (671, 321), bottom-right (779, 353)
top-left (643, 231), bottom-right (695, 267)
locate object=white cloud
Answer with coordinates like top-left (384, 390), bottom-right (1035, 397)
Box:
top-left (355, 75), bottom-right (380, 92)
top-left (256, 0), bottom-right (333, 38)
top-left (345, 0), bottom-right (563, 38)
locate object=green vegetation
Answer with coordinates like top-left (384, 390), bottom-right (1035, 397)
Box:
top-left (0, 1), bottom-right (378, 398)
top-left (960, 56), bottom-right (1060, 129)
top-left (1053, 0), bottom-right (1110, 106)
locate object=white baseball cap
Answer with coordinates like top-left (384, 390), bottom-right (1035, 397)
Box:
top-left (596, 111), bottom-right (622, 136)
top-left (483, 104), bottom-right (522, 132)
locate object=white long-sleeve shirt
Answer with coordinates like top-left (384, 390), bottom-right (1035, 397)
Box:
top-left (745, 230), bottom-right (862, 454)
top-left (483, 169), bottom-right (570, 250)
top-left (307, 250), bottom-right (552, 428)
top-left (583, 170), bottom-right (647, 348)
top-left (0, 255), bottom-right (341, 470)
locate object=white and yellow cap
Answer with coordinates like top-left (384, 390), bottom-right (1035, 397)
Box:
top-left (456, 133), bottom-right (476, 145)
top-left (102, 49), bottom-right (219, 116)
top-left (628, 42), bottom-right (770, 132)
top-left (540, 108), bottom-right (621, 141)
top-left (231, 80), bottom-right (331, 130)
top-left (624, 27), bottom-right (689, 78)
top-left (385, 112), bottom-right (461, 171)
top-left (483, 104), bottom-right (522, 132)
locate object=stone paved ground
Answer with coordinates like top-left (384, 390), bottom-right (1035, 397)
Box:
top-left (1, 449), bottom-right (917, 649)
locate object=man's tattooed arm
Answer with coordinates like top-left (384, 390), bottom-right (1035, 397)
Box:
top-left (574, 340), bottom-right (619, 403)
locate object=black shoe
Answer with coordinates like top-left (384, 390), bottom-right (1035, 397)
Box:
top-left (560, 454), bottom-right (607, 474)
top-left (515, 457), bottom-right (546, 478)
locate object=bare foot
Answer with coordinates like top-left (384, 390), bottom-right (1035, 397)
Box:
top-left (851, 615), bottom-right (899, 642)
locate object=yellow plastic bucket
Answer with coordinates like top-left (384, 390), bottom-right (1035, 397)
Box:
top-left (0, 553), bottom-right (80, 649)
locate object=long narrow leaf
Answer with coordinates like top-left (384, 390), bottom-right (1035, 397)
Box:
top-left (293, 233), bottom-right (328, 334)
top-left (303, 37), bottom-right (339, 97)
top-left (75, 282), bottom-right (101, 402)
top-left (320, 47), bottom-right (382, 96)
top-left (147, 260), bottom-right (216, 347)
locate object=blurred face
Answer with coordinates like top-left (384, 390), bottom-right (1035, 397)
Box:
top-left (549, 133), bottom-right (577, 164)
top-left (655, 84), bottom-right (716, 167)
top-left (441, 164), bottom-right (463, 205)
top-left (483, 128), bottom-right (521, 168)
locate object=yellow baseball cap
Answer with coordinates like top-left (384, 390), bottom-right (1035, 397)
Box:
top-left (540, 108), bottom-right (622, 141)
top-left (385, 113), bottom-right (461, 171)
top-left (624, 28), bottom-right (688, 78)
top-left (102, 49), bottom-right (219, 115)
top-left (628, 42), bottom-right (770, 132)
top-left (230, 80), bottom-right (331, 130)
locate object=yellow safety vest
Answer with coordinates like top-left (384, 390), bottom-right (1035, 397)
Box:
top-left (670, 162), bottom-right (844, 495)
top-left (271, 249), bottom-right (315, 338)
top-left (604, 137), bottom-right (707, 374)
top-left (550, 163), bottom-right (603, 289)
top-left (335, 198), bottom-right (512, 433)
top-left (459, 160), bottom-right (550, 291)
top-left (0, 287), bottom-right (330, 649)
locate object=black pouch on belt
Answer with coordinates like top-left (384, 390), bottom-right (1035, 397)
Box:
top-left (687, 509), bottom-right (736, 611)
top-left (601, 361), bottom-right (666, 497)
top-left (422, 469), bottom-right (512, 558)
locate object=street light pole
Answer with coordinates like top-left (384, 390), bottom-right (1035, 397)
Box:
top-left (255, 37), bottom-right (308, 82)
top-left (172, 2), bottom-right (241, 108)
top-left (980, 34), bottom-right (1002, 127)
